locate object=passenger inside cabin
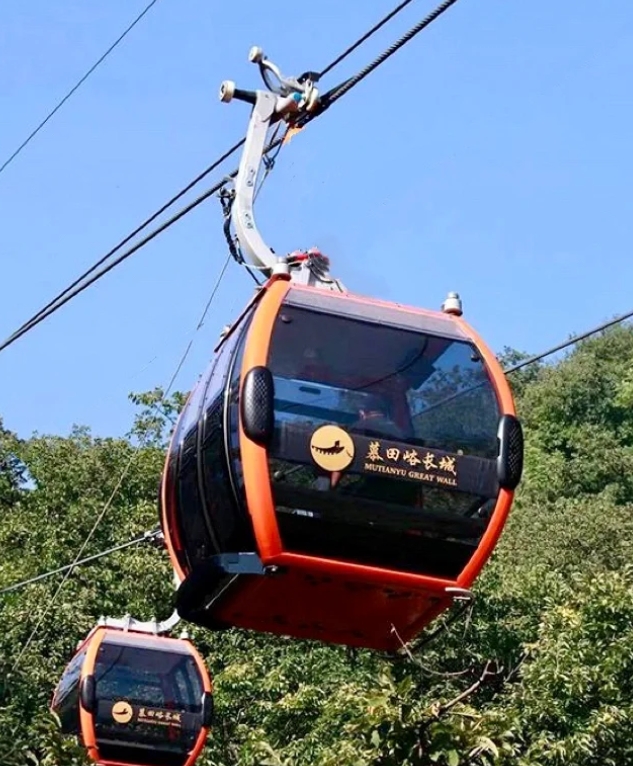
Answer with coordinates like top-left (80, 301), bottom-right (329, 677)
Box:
top-left (327, 404), bottom-right (423, 510)
top-left (349, 406), bottom-right (407, 440)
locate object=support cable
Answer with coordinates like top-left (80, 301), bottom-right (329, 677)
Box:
top-left (0, 140), bottom-right (245, 351)
top-left (318, 0), bottom-right (417, 77)
top-left (0, 529), bottom-right (161, 596)
top-left (9, 255), bottom-right (231, 670)
top-left (0, 0), bottom-right (162, 177)
top-left (313, 0), bottom-right (462, 112)
top-left (503, 308), bottom-right (633, 374)
top-left (0, 0), bottom-right (463, 354)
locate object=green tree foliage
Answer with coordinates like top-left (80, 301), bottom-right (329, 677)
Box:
top-left (2, 326), bottom-right (633, 764)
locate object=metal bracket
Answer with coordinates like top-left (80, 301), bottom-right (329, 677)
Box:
top-left (219, 47), bottom-right (344, 292)
top-left (445, 586), bottom-right (474, 601)
top-left (96, 609), bottom-right (181, 636)
top-left (79, 527), bottom-right (185, 641)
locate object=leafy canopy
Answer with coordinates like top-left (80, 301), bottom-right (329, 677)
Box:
top-left (2, 325), bottom-right (633, 765)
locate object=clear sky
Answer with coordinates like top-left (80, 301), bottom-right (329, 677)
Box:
top-left (1, 0), bottom-right (632, 440)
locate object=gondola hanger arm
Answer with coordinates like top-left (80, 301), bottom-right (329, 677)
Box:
top-left (219, 47), bottom-right (344, 290)
top-left (84, 571), bottom-right (187, 644)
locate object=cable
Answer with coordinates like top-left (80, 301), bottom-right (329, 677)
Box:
top-left (318, 0), bottom-right (417, 77)
top-left (1, 0), bottom-right (414, 342)
top-left (317, 0), bottom-right (462, 109)
top-left (0, 0), bottom-right (464, 354)
top-left (0, 530), bottom-right (161, 596)
top-left (5, 0), bottom-right (415, 337)
top-left (12, 448), bottom-right (148, 669)
top-left (10, 259), bottom-right (231, 670)
top-left (0, 0), bottom-right (161, 178)
top-left (3, 139), bottom-right (244, 345)
top-left (162, 250), bottom-right (233, 386)
top-left (0, 175), bottom-right (235, 353)
top-left (503, 308), bottom-right (633, 374)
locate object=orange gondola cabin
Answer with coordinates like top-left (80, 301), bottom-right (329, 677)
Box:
top-left (160, 49), bottom-right (524, 652)
top-left (51, 626), bottom-right (213, 766)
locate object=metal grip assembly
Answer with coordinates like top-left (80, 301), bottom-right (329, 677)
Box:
top-left (219, 46), bottom-right (319, 116)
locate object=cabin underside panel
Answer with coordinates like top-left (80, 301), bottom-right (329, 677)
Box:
top-left (177, 565), bottom-right (453, 652)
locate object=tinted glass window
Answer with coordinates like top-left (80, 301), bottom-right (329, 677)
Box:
top-left (177, 423), bottom-right (214, 566)
top-left (266, 305), bottom-right (500, 578)
top-left (226, 313), bottom-right (254, 508)
top-left (175, 366), bottom-right (213, 447)
top-left (94, 641), bottom-right (203, 711)
top-left (199, 312), bottom-right (256, 552)
top-left (172, 323), bottom-right (248, 565)
top-left (268, 305), bottom-right (499, 457)
top-left (202, 326), bottom-right (243, 412)
top-left (93, 640), bottom-right (204, 765)
top-left (53, 646), bottom-right (86, 705)
top-left (52, 647), bottom-right (86, 734)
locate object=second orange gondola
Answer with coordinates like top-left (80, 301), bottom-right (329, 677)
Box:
top-left (51, 626), bottom-right (213, 766)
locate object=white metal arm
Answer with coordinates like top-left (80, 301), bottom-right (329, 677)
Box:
top-left (219, 48), bottom-right (343, 290)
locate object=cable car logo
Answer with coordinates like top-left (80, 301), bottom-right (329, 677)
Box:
top-left (310, 426), bottom-right (355, 472)
top-left (111, 700), bottom-right (133, 724)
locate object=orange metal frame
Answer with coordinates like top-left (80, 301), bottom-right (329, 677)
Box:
top-left (161, 275), bottom-right (517, 649)
top-left (239, 277), bottom-right (517, 590)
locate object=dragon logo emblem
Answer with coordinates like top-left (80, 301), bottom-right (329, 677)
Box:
top-left (309, 425), bottom-right (355, 472)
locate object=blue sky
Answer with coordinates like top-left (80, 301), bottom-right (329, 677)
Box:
top-left (1, 0), bottom-right (632, 440)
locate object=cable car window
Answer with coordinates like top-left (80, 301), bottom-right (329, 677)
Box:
top-left (177, 422), bottom-right (213, 566)
top-left (268, 305), bottom-right (499, 455)
top-left (267, 305), bottom-right (500, 578)
top-left (54, 646), bottom-right (86, 704)
top-left (95, 639), bottom-right (203, 711)
top-left (202, 326), bottom-right (242, 412)
top-left (199, 312), bottom-right (255, 552)
top-left (227, 323), bottom-right (248, 470)
top-left (405, 341), bottom-right (499, 459)
top-left (93, 639), bottom-right (204, 766)
top-left (172, 362), bottom-right (222, 570)
top-left (175, 367), bottom-right (213, 446)
top-left (174, 320), bottom-right (255, 564)
top-left (53, 646), bottom-right (87, 733)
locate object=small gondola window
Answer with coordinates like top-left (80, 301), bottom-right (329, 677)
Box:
top-left (52, 646), bottom-right (87, 734)
top-left (175, 318), bottom-right (252, 564)
top-left (93, 638), bottom-right (204, 766)
top-left (198, 313), bottom-right (254, 552)
top-left (225, 314), bottom-right (254, 521)
top-left (267, 305), bottom-right (501, 579)
top-left (172, 357), bottom-right (222, 569)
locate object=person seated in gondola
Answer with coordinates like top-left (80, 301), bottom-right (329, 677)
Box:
top-left (349, 404), bottom-right (407, 440)
top-left (332, 403), bottom-right (424, 509)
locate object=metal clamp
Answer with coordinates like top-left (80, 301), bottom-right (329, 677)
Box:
top-left (249, 46), bottom-right (320, 112)
top-left (219, 47), bottom-right (318, 118)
